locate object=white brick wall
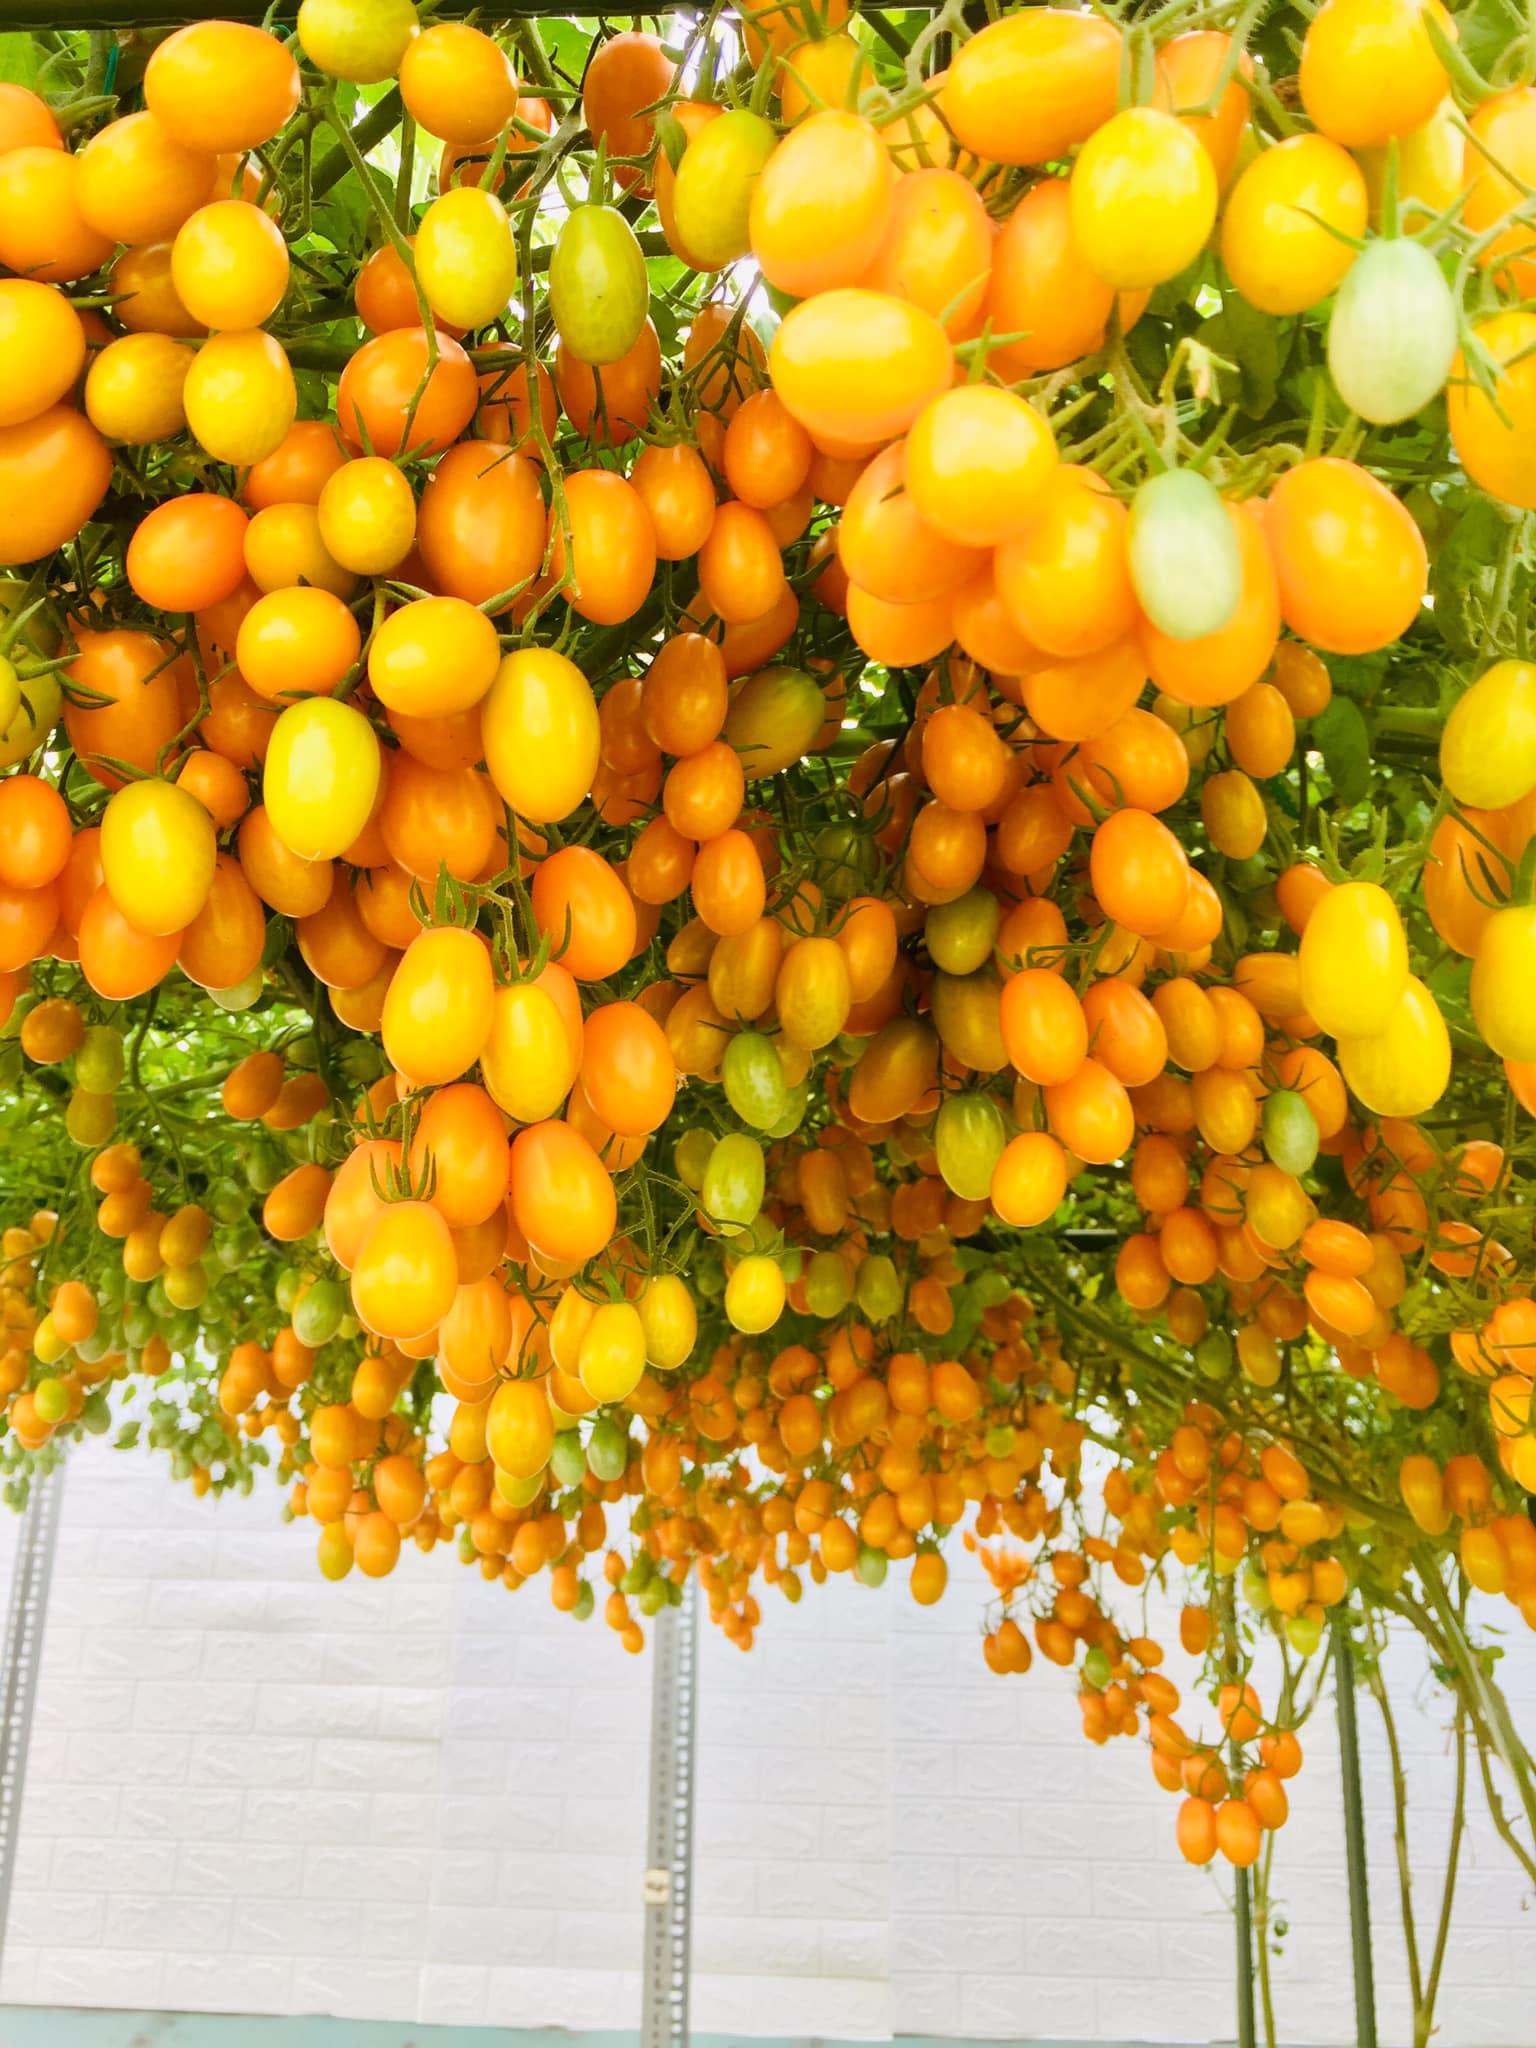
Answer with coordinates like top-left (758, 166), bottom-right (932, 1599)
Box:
top-left (1, 1439), bottom-right (1535, 2043)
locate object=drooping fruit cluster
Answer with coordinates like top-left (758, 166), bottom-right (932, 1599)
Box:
top-left (0, 0), bottom-right (1535, 1896)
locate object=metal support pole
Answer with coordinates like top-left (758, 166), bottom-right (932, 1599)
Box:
top-left (1232, 1866), bottom-right (1256, 2048)
top-left (1218, 1577), bottom-right (1256, 2048)
top-left (1333, 1618), bottom-right (1380, 2048)
top-left (641, 1582), bottom-right (698, 2048)
top-left (0, 1466), bottom-right (64, 1958)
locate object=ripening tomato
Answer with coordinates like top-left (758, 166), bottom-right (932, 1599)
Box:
top-left (0, 282), bottom-right (87, 430)
top-left (1298, 881), bottom-right (1409, 1036)
top-left (839, 441), bottom-right (980, 604)
top-left (173, 201), bottom-right (290, 333)
top-left (655, 99), bottom-right (725, 270)
top-left (1471, 907), bottom-right (1536, 1062)
top-left (337, 328), bottom-right (478, 458)
top-left (0, 148), bottom-right (114, 285)
top-left (549, 203), bottom-right (650, 367)
top-left (101, 778), bottom-right (217, 937)
top-left (630, 443), bottom-right (717, 562)
top-left (1141, 501), bottom-right (1280, 706)
top-left (416, 439), bottom-right (544, 609)
top-left (178, 851), bottom-right (266, 989)
top-left (368, 596), bottom-right (501, 720)
top-left (382, 926), bottom-right (495, 1086)
top-left (85, 332), bottom-right (195, 446)
top-left (482, 978), bottom-right (579, 1123)
top-left (1339, 975), bottom-right (1451, 1115)
top-left (0, 83), bottom-right (62, 155)
top-left (380, 754), bottom-right (497, 883)
top-left (549, 468), bottom-right (656, 626)
top-left (0, 407), bottom-right (112, 569)
top-left (486, 1376), bottom-right (555, 1480)
top-left (1264, 458), bottom-right (1427, 654)
top-left (769, 290), bottom-right (952, 451)
top-left (1448, 312), bottom-right (1536, 511)
top-left (1299, 0), bottom-right (1451, 148)
top-left (415, 186), bottom-right (518, 332)
top-left (510, 1119), bottom-right (616, 1265)
top-left (63, 630), bottom-right (191, 790)
top-left (557, 319), bottom-right (661, 447)
top-left (904, 386), bottom-right (1056, 550)
top-left (1220, 135), bottom-right (1367, 314)
top-left (671, 109), bottom-right (778, 270)
top-left (76, 111), bottom-right (215, 247)
top-left (940, 9), bottom-right (1121, 165)
top-left (297, 0), bottom-right (418, 84)
top-left (475, 646), bottom-right (599, 827)
top-left (858, 168), bottom-right (992, 341)
top-left (1157, 32), bottom-right (1253, 187)
top-left (400, 21), bottom-right (517, 142)
top-left (183, 328), bottom-right (297, 467)
top-left (351, 1199), bottom-right (458, 1342)
top-left (581, 1000), bottom-right (677, 1135)
top-left (128, 494), bottom-right (250, 615)
top-left (532, 846), bottom-right (637, 981)
top-left (77, 885), bottom-right (179, 998)
top-left (237, 586), bottom-right (361, 700)
top-left (145, 19), bottom-right (302, 153)
top-left (262, 697), bottom-right (382, 861)
top-left (697, 501), bottom-right (785, 625)
top-left (750, 111), bottom-right (893, 300)
top-left (1070, 107), bottom-right (1217, 290)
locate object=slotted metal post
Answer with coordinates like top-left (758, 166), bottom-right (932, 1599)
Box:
top-left (0, 1465), bottom-right (64, 1956)
top-left (642, 1582), bottom-right (698, 2048)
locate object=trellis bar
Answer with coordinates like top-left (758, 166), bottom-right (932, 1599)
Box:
top-left (0, 2), bottom-right (947, 24)
top-left (641, 1582), bottom-right (699, 2048)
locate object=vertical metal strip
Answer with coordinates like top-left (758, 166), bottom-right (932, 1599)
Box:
top-left (1333, 1619), bottom-right (1379, 2048)
top-left (641, 1582), bottom-right (698, 2048)
top-left (0, 1465), bottom-right (63, 1956)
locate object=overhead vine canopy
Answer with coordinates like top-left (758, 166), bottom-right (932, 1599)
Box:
top-left (2, 0), bottom-right (1536, 2011)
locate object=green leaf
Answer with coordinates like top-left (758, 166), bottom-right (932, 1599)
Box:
top-left (1200, 298), bottom-right (1294, 418)
top-left (1428, 496), bottom-right (1511, 657)
top-left (1313, 696), bottom-right (1373, 807)
top-left (0, 35), bottom-right (45, 89)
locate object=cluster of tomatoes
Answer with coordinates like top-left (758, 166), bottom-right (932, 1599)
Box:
top-left (2, 0), bottom-right (1536, 1884)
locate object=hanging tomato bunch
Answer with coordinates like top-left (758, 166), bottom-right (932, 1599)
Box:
top-left (1, 0), bottom-right (1536, 1923)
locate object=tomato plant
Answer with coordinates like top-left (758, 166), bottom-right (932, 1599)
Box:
top-left (0, 8), bottom-right (1535, 2017)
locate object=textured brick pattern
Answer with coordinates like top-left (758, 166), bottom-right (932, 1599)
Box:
top-left (0, 1440), bottom-right (1534, 2042)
